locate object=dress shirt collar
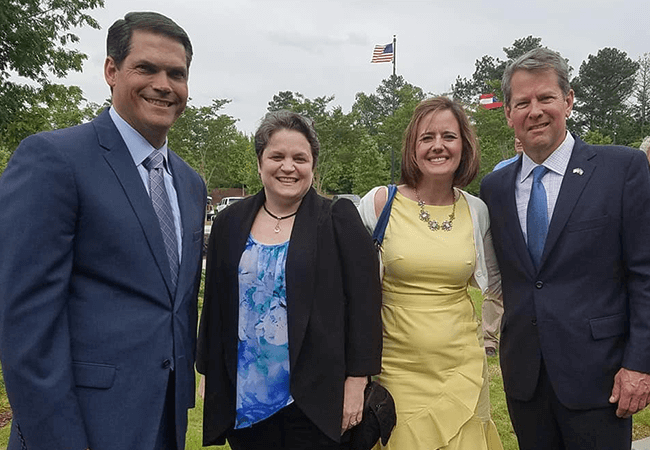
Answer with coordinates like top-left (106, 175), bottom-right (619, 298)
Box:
top-left (109, 106), bottom-right (171, 175)
top-left (519, 132), bottom-right (575, 184)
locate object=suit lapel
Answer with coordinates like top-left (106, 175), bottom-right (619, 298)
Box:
top-left (169, 151), bottom-right (202, 309)
top-left (285, 188), bottom-right (318, 371)
top-left (94, 110), bottom-right (176, 299)
top-left (540, 137), bottom-right (596, 269)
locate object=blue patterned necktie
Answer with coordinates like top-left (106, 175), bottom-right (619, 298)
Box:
top-left (527, 165), bottom-right (549, 269)
top-left (143, 150), bottom-right (179, 290)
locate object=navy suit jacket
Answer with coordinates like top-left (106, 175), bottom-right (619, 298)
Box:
top-left (0, 110), bottom-right (206, 450)
top-left (480, 135), bottom-right (650, 408)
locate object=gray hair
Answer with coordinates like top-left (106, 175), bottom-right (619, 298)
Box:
top-left (502, 48), bottom-right (571, 107)
top-left (641, 136), bottom-right (650, 155)
top-left (254, 110), bottom-right (320, 168)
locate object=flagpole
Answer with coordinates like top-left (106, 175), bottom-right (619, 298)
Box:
top-left (392, 35), bottom-right (396, 77)
top-left (390, 35), bottom-right (397, 184)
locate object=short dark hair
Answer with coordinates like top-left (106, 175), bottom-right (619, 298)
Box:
top-left (502, 47), bottom-right (571, 107)
top-left (254, 110), bottom-right (320, 168)
top-left (107, 11), bottom-right (193, 69)
top-left (400, 97), bottom-right (480, 188)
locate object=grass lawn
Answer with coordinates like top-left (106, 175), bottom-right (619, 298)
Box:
top-left (1, 284), bottom-right (649, 449)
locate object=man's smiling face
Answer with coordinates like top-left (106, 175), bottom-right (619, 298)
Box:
top-left (505, 68), bottom-right (574, 163)
top-left (104, 29), bottom-right (189, 148)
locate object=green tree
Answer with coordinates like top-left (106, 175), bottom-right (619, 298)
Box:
top-left (315, 107), bottom-right (387, 195)
top-left (0, 84), bottom-right (99, 151)
top-left (266, 91), bottom-right (340, 192)
top-left (0, 145), bottom-right (10, 176)
top-left (353, 75), bottom-right (425, 135)
top-left (266, 91), bottom-right (387, 194)
top-left (633, 53), bottom-right (650, 137)
top-left (168, 100), bottom-right (255, 192)
top-left (466, 80), bottom-right (514, 195)
top-left (1, 0), bottom-right (104, 137)
top-left (267, 91), bottom-right (334, 124)
top-left (451, 36), bottom-right (542, 103)
top-left (352, 75), bottom-right (426, 183)
top-left (583, 130), bottom-right (613, 145)
top-left (572, 48), bottom-right (639, 142)
top-left (502, 36), bottom-right (543, 60)
top-left (351, 133), bottom-right (389, 196)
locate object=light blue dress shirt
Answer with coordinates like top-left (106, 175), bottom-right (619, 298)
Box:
top-left (108, 107), bottom-right (183, 263)
top-left (493, 154), bottom-right (520, 171)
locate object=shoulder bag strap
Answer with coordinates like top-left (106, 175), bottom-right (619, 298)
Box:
top-left (372, 184), bottom-right (398, 248)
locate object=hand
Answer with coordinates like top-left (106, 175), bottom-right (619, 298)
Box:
top-left (609, 367), bottom-right (650, 418)
top-left (341, 376), bottom-right (367, 435)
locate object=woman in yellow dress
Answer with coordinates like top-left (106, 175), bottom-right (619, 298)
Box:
top-left (358, 97), bottom-right (503, 450)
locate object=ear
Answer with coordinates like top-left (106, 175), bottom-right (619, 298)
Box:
top-left (104, 57), bottom-right (118, 89)
top-left (564, 89), bottom-right (575, 118)
top-left (504, 105), bottom-right (514, 128)
top-left (257, 158), bottom-right (261, 177)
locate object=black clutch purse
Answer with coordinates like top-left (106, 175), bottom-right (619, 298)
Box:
top-left (345, 380), bottom-right (397, 450)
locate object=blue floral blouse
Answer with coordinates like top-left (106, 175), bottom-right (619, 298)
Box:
top-left (235, 235), bottom-right (293, 429)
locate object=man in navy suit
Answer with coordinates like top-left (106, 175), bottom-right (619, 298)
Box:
top-left (0, 12), bottom-right (206, 450)
top-left (481, 48), bottom-right (650, 449)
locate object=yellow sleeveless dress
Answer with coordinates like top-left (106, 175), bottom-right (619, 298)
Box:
top-left (377, 192), bottom-right (502, 450)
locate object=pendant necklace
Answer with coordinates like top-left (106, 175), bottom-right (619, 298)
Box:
top-left (414, 189), bottom-right (456, 232)
top-left (263, 204), bottom-right (298, 233)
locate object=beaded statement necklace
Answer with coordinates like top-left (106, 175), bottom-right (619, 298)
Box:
top-left (263, 204), bottom-right (298, 233)
top-left (414, 189), bottom-right (456, 232)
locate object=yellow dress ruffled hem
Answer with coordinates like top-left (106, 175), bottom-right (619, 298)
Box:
top-left (376, 193), bottom-right (503, 450)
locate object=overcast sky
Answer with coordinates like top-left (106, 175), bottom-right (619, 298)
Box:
top-left (50, 0), bottom-right (649, 134)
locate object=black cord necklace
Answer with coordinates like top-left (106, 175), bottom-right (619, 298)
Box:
top-left (263, 204), bottom-right (298, 233)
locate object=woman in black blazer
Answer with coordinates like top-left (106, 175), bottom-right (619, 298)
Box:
top-left (197, 110), bottom-right (382, 449)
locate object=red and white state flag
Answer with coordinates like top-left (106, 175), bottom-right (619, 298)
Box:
top-left (479, 94), bottom-right (503, 109)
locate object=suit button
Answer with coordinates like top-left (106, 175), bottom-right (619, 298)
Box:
top-left (532, 319), bottom-right (537, 325)
top-left (162, 359), bottom-right (171, 369)
top-left (535, 281), bottom-right (543, 289)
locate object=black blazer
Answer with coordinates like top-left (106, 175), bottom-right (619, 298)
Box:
top-left (197, 187), bottom-right (382, 445)
top-left (480, 135), bottom-right (650, 409)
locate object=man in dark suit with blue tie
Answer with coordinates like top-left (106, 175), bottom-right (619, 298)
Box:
top-left (0, 12), bottom-right (206, 450)
top-left (481, 48), bottom-right (650, 449)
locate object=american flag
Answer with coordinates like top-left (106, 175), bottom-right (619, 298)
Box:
top-left (371, 43), bottom-right (394, 63)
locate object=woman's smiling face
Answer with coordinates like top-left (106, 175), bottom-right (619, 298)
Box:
top-left (414, 109), bottom-right (463, 184)
top-left (258, 129), bottom-right (314, 205)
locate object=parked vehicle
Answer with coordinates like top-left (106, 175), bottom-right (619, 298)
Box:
top-left (204, 222), bottom-right (212, 256)
top-left (216, 196), bottom-right (244, 213)
top-left (332, 194), bottom-right (361, 207)
top-left (206, 196), bottom-right (215, 222)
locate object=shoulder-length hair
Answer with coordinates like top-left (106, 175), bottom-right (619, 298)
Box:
top-left (254, 110), bottom-right (320, 169)
top-left (400, 97), bottom-right (480, 188)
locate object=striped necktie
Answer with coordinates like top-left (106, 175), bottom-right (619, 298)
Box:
top-left (143, 150), bottom-right (179, 290)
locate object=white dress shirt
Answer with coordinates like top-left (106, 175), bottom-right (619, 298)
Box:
top-left (516, 132), bottom-right (575, 244)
